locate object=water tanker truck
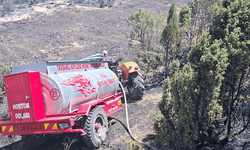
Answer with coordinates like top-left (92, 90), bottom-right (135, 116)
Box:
top-left (0, 58), bottom-right (144, 148)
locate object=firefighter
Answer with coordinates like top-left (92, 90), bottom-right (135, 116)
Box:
top-left (103, 50), bottom-right (117, 73)
top-left (103, 50), bottom-right (115, 63)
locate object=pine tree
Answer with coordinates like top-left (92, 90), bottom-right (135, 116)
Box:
top-left (188, 0), bottom-right (218, 51)
top-left (178, 5), bottom-right (191, 63)
top-left (160, 1), bottom-right (180, 78)
top-left (208, 0), bottom-right (250, 144)
top-left (179, 5), bottom-right (191, 28)
top-left (153, 0), bottom-right (250, 149)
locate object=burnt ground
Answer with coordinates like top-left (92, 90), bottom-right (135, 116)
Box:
top-left (0, 0), bottom-right (183, 149)
top-left (0, 0), bottom-right (189, 65)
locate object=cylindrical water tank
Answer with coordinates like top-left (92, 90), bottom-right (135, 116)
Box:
top-left (41, 68), bottom-right (119, 115)
top-left (11, 61), bottom-right (118, 115)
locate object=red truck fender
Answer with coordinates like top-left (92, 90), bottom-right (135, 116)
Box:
top-left (120, 62), bottom-right (140, 80)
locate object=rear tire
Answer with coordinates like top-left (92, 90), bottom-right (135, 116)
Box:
top-left (127, 71), bottom-right (145, 100)
top-left (83, 107), bottom-right (108, 148)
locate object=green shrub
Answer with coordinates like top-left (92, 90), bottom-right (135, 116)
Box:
top-left (125, 139), bottom-right (142, 150)
top-left (135, 48), bottom-right (163, 79)
top-left (0, 57), bottom-right (20, 102)
top-left (126, 9), bottom-right (165, 78)
top-left (117, 52), bottom-right (124, 61)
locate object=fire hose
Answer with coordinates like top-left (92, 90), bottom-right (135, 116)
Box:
top-left (118, 81), bottom-right (158, 150)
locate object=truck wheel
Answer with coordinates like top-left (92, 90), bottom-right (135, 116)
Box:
top-left (83, 107), bottom-right (108, 148)
top-left (127, 71), bottom-right (145, 99)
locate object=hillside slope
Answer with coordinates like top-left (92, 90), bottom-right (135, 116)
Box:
top-left (0, 0), bottom-right (190, 149)
top-left (0, 0), bottom-right (188, 65)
